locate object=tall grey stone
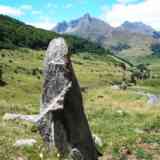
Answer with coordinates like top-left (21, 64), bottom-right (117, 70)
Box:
top-left (40, 37), bottom-right (100, 159)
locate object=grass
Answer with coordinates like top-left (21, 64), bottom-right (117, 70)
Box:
top-left (0, 49), bottom-right (160, 160)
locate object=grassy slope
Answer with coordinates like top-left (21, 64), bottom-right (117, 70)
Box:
top-left (116, 34), bottom-right (154, 60)
top-left (103, 31), bottom-right (158, 62)
top-left (0, 49), bottom-right (160, 160)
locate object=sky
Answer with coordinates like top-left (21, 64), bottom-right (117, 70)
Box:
top-left (0, 0), bottom-right (159, 30)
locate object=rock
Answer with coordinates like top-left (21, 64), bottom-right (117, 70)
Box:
top-left (136, 91), bottom-right (160, 106)
top-left (14, 139), bottom-right (37, 147)
top-left (147, 94), bottom-right (159, 105)
top-left (111, 85), bottom-right (120, 90)
top-left (120, 146), bottom-right (132, 159)
top-left (3, 113), bottom-right (18, 121)
top-left (3, 113), bottom-right (38, 123)
top-left (69, 148), bottom-right (84, 160)
top-left (39, 37), bottom-right (100, 159)
top-left (120, 81), bottom-right (128, 90)
top-left (116, 110), bottom-right (125, 116)
top-left (134, 128), bottom-right (144, 134)
top-left (81, 86), bottom-right (88, 93)
top-left (16, 156), bottom-right (27, 160)
top-left (93, 134), bottom-right (103, 147)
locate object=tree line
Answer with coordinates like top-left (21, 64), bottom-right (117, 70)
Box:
top-left (0, 15), bottom-right (106, 54)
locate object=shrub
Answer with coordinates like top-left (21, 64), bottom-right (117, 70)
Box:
top-left (151, 43), bottom-right (160, 56)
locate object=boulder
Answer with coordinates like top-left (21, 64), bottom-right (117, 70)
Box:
top-left (93, 134), bottom-right (103, 148)
top-left (14, 139), bottom-right (37, 147)
top-left (111, 85), bottom-right (120, 90)
top-left (39, 37), bottom-right (100, 159)
top-left (147, 94), bottom-right (159, 105)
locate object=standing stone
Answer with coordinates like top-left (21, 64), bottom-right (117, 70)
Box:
top-left (40, 37), bottom-right (100, 160)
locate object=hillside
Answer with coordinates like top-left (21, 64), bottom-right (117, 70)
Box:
top-left (53, 13), bottom-right (160, 60)
top-left (103, 29), bottom-right (157, 62)
top-left (0, 15), bottom-right (106, 54)
top-left (0, 48), bottom-right (160, 159)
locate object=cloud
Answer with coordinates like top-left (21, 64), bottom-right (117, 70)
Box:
top-left (0, 5), bottom-right (23, 16)
top-left (117, 0), bottom-right (141, 4)
top-left (28, 18), bottom-right (56, 30)
top-left (0, 4), bottom-right (33, 17)
top-left (0, 4), bottom-right (55, 30)
top-left (102, 0), bottom-right (160, 29)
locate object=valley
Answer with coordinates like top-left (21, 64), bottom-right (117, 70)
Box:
top-left (0, 48), bottom-right (160, 160)
top-left (0, 13), bottom-right (160, 160)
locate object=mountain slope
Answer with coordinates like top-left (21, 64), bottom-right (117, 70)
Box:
top-left (102, 29), bottom-right (158, 61)
top-left (53, 14), bottom-right (160, 60)
top-left (117, 21), bottom-right (155, 36)
top-left (53, 13), bottom-right (113, 43)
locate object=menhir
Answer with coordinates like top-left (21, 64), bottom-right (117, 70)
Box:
top-left (40, 37), bottom-right (101, 160)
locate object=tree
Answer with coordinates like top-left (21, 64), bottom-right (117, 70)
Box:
top-left (151, 43), bottom-right (160, 56)
top-left (130, 64), bottom-right (150, 85)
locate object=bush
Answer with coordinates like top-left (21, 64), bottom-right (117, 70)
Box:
top-left (151, 43), bottom-right (160, 56)
top-left (130, 64), bottom-right (150, 85)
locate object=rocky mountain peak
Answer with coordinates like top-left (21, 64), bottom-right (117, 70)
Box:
top-left (53, 13), bottom-right (113, 43)
top-left (83, 13), bottom-right (91, 19)
top-left (120, 21), bottom-right (155, 36)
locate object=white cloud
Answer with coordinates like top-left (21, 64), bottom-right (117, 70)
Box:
top-left (117, 0), bottom-right (140, 4)
top-left (0, 5), bottom-right (23, 16)
top-left (20, 4), bottom-right (32, 11)
top-left (0, 4), bottom-right (55, 30)
top-left (102, 0), bottom-right (160, 29)
top-left (29, 18), bottom-right (56, 30)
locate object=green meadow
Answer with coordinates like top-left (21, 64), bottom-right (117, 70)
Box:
top-left (0, 49), bottom-right (160, 160)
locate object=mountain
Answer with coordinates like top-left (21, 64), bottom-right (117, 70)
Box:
top-left (53, 14), bottom-right (160, 61)
top-left (103, 29), bottom-right (158, 61)
top-left (54, 13), bottom-right (157, 40)
top-left (0, 15), bottom-right (107, 54)
top-left (53, 13), bottom-right (113, 43)
top-left (153, 31), bottom-right (160, 39)
top-left (117, 21), bottom-right (155, 36)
